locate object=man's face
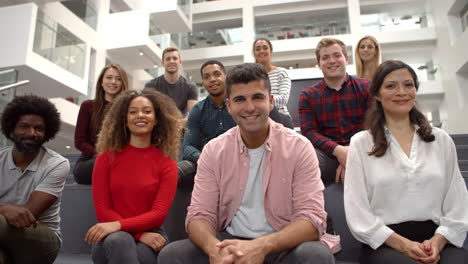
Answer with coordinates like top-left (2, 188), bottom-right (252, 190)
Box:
top-left (163, 51), bottom-right (181, 74)
top-left (317, 44), bottom-right (348, 80)
top-left (201, 64), bottom-right (226, 97)
top-left (227, 80), bottom-right (273, 136)
top-left (12, 114), bottom-right (46, 154)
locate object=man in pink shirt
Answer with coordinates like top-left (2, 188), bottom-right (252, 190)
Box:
top-left (159, 63), bottom-right (337, 263)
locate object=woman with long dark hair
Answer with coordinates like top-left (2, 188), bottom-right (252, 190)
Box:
top-left (85, 90), bottom-right (182, 263)
top-left (344, 60), bottom-right (468, 263)
top-left (73, 64), bottom-right (129, 184)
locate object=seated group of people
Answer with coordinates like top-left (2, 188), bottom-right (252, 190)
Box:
top-left (0, 37), bottom-right (467, 264)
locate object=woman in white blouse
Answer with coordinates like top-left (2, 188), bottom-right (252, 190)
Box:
top-left (344, 60), bottom-right (468, 264)
top-left (253, 38), bottom-right (291, 116)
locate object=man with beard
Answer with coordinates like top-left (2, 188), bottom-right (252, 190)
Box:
top-left (0, 95), bottom-right (69, 263)
top-left (180, 60), bottom-right (294, 182)
top-left (145, 47), bottom-right (198, 116)
top-left (182, 60), bottom-right (236, 166)
top-left (159, 63), bottom-right (337, 264)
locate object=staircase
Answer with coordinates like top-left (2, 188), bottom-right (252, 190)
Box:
top-left (450, 134), bottom-right (468, 186)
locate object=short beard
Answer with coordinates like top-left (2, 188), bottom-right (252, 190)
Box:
top-left (208, 91), bottom-right (224, 97)
top-left (12, 136), bottom-right (44, 154)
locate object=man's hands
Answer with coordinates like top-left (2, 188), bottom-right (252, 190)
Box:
top-left (333, 145), bottom-right (349, 183)
top-left (0, 204), bottom-right (38, 228)
top-left (85, 221), bottom-right (121, 244)
top-left (214, 239), bottom-right (267, 264)
top-left (140, 232), bottom-right (167, 251)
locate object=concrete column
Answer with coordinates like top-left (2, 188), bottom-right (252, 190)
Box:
top-left (348, 0), bottom-right (361, 63)
top-left (242, 1), bottom-right (255, 63)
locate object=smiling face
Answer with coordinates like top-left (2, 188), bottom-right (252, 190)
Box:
top-left (253, 40), bottom-right (272, 65)
top-left (12, 114), bottom-right (46, 153)
top-left (376, 68), bottom-right (416, 118)
top-left (126, 96), bottom-right (156, 137)
top-left (227, 80), bottom-right (273, 137)
top-left (101, 67), bottom-right (123, 100)
top-left (317, 43), bottom-right (349, 80)
top-left (163, 51), bottom-right (181, 74)
top-left (358, 38), bottom-right (377, 63)
top-left (202, 64), bottom-right (226, 97)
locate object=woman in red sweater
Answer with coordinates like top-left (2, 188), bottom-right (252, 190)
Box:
top-left (73, 64), bottom-right (129, 184)
top-left (85, 90), bottom-right (182, 263)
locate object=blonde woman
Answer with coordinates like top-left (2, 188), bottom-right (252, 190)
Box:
top-left (355, 36), bottom-right (381, 80)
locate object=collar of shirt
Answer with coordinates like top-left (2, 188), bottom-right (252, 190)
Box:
top-left (206, 95), bottom-right (228, 110)
top-left (236, 119), bottom-right (274, 155)
top-left (324, 74), bottom-right (350, 92)
top-left (7, 146), bottom-right (44, 172)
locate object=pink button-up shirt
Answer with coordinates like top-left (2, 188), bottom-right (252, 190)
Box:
top-left (187, 119), bottom-right (339, 249)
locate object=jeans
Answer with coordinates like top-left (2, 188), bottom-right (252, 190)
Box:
top-left (158, 231), bottom-right (335, 264)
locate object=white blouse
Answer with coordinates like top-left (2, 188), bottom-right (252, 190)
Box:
top-left (344, 127), bottom-right (468, 249)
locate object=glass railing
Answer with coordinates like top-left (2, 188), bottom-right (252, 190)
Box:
top-left (33, 10), bottom-right (87, 78)
top-left (178, 0), bottom-right (191, 20)
top-left (360, 13), bottom-right (430, 34)
top-left (61, 0), bottom-right (98, 30)
top-left (174, 27), bottom-right (244, 49)
top-left (256, 18), bottom-right (350, 41)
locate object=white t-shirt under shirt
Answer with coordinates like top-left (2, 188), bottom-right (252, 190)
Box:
top-left (227, 145), bottom-right (276, 238)
top-left (344, 127), bottom-right (468, 249)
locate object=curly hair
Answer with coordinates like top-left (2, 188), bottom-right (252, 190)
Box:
top-left (1, 95), bottom-right (61, 142)
top-left (96, 90), bottom-right (183, 160)
top-left (365, 60), bottom-right (434, 157)
top-left (355, 35), bottom-right (381, 79)
top-left (91, 64), bottom-right (129, 138)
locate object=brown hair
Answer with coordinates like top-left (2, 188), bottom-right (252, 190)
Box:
top-left (315, 38), bottom-right (347, 62)
top-left (91, 64), bottom-right (129, 139)
top-left (355, 36), bottom-right (381, 79)
top-left (366, 60), bottom-right (434, 157)
top-left (96, 90), bottom-right (183, 160)
top-left (252, 38), bottom-right (273, 63)
top-left (162, 47), bottom-right (180, 60)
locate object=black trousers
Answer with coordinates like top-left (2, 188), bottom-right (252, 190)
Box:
top-left (360, 221), bottom-right (468, 264)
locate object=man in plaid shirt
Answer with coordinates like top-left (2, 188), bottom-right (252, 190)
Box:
top-left (299, 38), bottom-right (372, 185)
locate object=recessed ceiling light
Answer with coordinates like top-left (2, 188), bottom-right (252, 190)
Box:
top-left (139, 52), bottom-right (144, 56)
top-left (153, 65), bottom-right (158, 68)
top-left (65, 146), bottom-right (71, 149)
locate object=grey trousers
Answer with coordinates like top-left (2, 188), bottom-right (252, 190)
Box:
top-left (92, 231), bottom-right (164, 264)
top-left (315, 148), bottom-right (339, 186)
top-left (158, 231), bottom-right (335, 264)
top-left (0, 216), bottom-right (61, 264)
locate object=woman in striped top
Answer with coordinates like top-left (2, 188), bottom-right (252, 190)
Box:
top-left (253, 38), bottom-right (291, 116)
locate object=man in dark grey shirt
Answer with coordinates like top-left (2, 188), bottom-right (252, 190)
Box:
top-left (145, 47), bottom-right (198, 116)
top-left (0, 95), bottom-right (69, 263)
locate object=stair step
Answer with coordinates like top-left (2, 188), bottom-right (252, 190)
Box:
top-left (451, 134), bottom-right (468, 146)
top-left (459, 160), bottom-right (468, 171)
top-left (456, 145), bottom-right (468, 160)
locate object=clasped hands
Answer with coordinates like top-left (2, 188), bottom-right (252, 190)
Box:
top-left (209, 239), bottom-right (267, 264)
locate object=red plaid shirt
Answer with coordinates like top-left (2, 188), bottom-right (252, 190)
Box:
top-left (299, 75), bottom-right (372, 157)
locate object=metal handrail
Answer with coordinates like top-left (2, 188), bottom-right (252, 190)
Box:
top-left (0, 69), bottom-right (16, 76)
top-left (0, 80), bottom-right (29, 92)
